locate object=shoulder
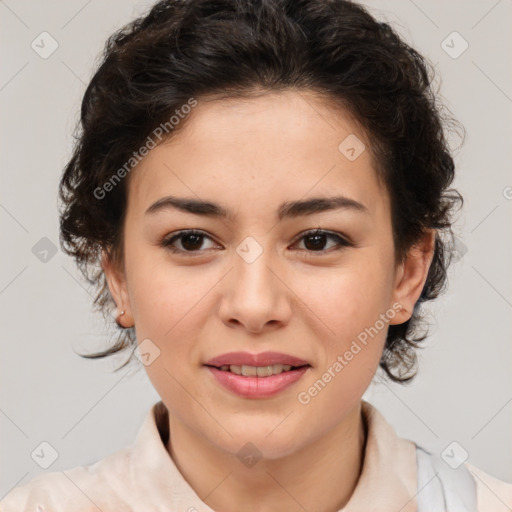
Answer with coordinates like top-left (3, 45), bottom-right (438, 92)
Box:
top-left (1, 401), bottom-right (166, 512)
top-left (0, 447), bottom-right (132, 512)
top-left (465, 461), bottom-right (512, 512)
top-left (415, 443), bottom-right (512, 512)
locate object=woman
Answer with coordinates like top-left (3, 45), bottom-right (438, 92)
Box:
top-left (1, 0), bottom-right (510, 510)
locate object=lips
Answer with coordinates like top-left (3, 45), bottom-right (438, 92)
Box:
top-left (204, 351), bottom-right (311, 398)
top-left (204, 351), bottom-right (310, 368)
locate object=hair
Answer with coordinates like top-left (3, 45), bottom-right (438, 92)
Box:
top-left (58, 0), bottom-right (464, 383)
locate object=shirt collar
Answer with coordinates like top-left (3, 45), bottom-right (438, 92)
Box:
top-left (128, 400), bottom-right (418, 511)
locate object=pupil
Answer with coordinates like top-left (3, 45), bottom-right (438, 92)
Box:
top-left (305, 234), bottom-right (326, 251)
top-left (182, 233), bottom-right (203, 251)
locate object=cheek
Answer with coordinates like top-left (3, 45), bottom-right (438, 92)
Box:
top-left (295, 265), bottom-right (392, 420)
top-left (124, 241), bottom-right (204, 326)
top-left (293, 255), bottom-right (395, 411)
top-left (125, 255), bottom-right (212, 402)
top-left (298, 252), bottom-right (395, 338)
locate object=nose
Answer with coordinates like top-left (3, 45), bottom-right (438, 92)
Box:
top-left (218, 248), bottom-right (292, 334)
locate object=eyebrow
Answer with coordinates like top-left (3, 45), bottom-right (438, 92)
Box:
top-left (145, 195), bottom-right (368, 221)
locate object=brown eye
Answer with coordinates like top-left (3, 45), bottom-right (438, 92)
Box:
top-left (179, 232), bottom-right (205, 251)
top-left (294, 229), bottom-right (352, 255)
top-left (161, 230), bottom-right (218, 254)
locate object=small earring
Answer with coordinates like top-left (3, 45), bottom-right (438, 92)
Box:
top-left (115, 309), bottom-right (126, 328)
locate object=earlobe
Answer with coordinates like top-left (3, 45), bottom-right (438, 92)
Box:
top-left (389, 230), bottom-right (436, 325)
top-left (101, 249), bottom-right (134, 328)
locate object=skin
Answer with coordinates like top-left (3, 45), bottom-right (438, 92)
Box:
top-left (102, 90), bottom-right (435, 512)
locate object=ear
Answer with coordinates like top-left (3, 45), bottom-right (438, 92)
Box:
top-left (389, 230), bottom-right (436, 325)
top-left (101, 249), bottom-right (134, 328)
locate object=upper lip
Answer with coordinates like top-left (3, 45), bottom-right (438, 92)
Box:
top-left (204, 351), bottom-right (310, 368)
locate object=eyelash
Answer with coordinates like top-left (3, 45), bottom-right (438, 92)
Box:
top-left (160, 228), bottom-right (353, 257)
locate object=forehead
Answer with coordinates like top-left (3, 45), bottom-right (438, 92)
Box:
top-left (126, 90), bottom-right (389, 222)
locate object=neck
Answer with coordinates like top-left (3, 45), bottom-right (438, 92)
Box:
top-left (164, 402), bottom-right (368, 512)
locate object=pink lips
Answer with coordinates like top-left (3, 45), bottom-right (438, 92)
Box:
top-left (204, 351), bottom-right (311, 398)
top-left (204, 351), bottom-right (310, 367)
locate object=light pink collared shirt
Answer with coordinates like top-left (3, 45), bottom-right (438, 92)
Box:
top-left (1, 400), bottom-right (511, 511)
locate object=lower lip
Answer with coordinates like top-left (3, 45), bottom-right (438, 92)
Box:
top-left (206, 366), bottom-right (310, 398)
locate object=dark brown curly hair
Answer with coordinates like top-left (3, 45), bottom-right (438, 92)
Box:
top-left (58, 0), bottom-right (464, 383)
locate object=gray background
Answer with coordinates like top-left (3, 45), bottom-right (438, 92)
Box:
top-left (1, 0), bottom-right (511, 497)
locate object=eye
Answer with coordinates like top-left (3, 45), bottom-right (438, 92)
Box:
top-left (161, 228), bottom-right (352, 256)
top-left (292, 228), bottom-right (352, 255)
top-left (161, 230), bottom-right (220, 255)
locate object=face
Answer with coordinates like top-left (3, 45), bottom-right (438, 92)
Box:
top-left (103, 90), bottom-right (433, 460)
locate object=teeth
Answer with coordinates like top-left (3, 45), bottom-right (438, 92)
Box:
top-left (220, 364), bottom-right (294, 376)
top-left (256, 366), bottom-right (271, 377)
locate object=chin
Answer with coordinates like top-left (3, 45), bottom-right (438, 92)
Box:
top-left (216, 424), bottom-right (304, 462)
